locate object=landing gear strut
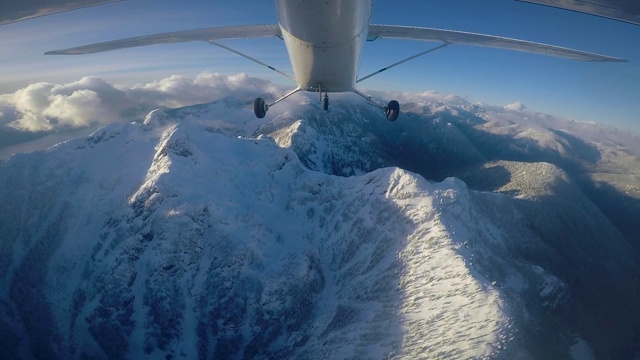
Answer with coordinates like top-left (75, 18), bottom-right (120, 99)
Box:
top-left (252, 87), bottom-right (302, 119)
top-left (352, 89), bottom-right (400, 122)
top-left (318, 84), bottom-right (329, 111)
top-left (208, 39), bottom-right (446, 121)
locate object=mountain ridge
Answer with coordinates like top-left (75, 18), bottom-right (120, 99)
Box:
top-left (1, 94), bottom-right (639, 358)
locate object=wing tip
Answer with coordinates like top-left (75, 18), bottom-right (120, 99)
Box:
top-left (44, 50), bottom-right (77, 55)
top-left (591, 56), bottom-right (628, 63)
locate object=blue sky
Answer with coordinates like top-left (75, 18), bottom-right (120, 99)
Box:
top-left (1, 0), bottom-right (639, 131)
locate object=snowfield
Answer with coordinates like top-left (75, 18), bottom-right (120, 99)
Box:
top-left (1, 93), bottom-right (639, 359)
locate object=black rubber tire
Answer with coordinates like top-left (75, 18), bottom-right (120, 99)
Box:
top-left (386, 100), bottom-right (400, 121)
top-left (322, 96), bottom-right (329, 111)
top-left (254, 97), bottom-right (267, 118)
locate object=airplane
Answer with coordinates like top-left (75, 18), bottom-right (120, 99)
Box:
top-left (9, 0), bottom-right (634, 121)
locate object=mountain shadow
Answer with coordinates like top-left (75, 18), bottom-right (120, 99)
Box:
top-left (447, 157), bottom-right (640, 358)
top-left (575, 174), bottom-right (640, 256)
top-left (439, 113), bottom-right (602, 175)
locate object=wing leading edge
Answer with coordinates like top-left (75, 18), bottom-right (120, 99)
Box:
top-left (46, 23), bottom-right (625, 63)
top-left (45, 25), bottom-right (282, 55)
top-left (368, 24), bottom-right (626, 62)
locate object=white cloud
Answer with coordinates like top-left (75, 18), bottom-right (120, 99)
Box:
top-left (0, 72), bottom-right (284, 132)
top-left (128, 72), bottom-right (283, 109)
top-left (504, 101), bottom-right (526, 112)
top-left (2, 77), bottom-right (136, 131)
top-left (362, 89), bottom-right (473, 108)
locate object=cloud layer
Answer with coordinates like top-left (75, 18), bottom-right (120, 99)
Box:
top-left (3, 72), bottom-right (639, 160)
top-left (0, 71), bottom-right (555, 139)
top-left (0, 72), bottom-right (283, 132)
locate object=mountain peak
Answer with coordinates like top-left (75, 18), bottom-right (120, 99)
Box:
top-left (1, 97), bottom-right (639, 358)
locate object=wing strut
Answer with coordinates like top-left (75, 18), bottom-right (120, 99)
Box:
top-left (352, 89), bottom-right (386, 111)
top-left (208, 41), bottom-right (296, 83)
top-left (356, 42), bottom-right (450, 83)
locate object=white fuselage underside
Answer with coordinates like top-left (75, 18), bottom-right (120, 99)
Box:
top-left (275, 0), bottom-right (372, 92)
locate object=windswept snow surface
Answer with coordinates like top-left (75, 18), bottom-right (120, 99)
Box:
top-left (0, 102), bottom-right (510, 359)
top-left (1, 93), bottom-right (639, 359)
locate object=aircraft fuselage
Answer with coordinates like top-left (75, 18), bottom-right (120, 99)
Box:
top-left (275, 0), bottom-right (372, 92)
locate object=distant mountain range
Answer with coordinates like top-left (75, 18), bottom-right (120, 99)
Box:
top-left (1, 93), bottom-right (639, 359)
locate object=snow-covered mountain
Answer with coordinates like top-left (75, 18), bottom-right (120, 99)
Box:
top-left (1, 93), bottom-right (639, 359)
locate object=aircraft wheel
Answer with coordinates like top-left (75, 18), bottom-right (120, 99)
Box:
top-left (386, 100), bottom-right (400, 121)
top-left (254, 97), bottom-right (267, 118)
top-left (322, 95), bottom-right (329, 111)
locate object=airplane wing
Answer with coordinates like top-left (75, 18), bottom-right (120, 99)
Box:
top-left (45, 25), bottom-right (282, 55)
top-left (517, 0), bottom-right (640, 26)
top-left (0, 0), bottom-right (121, 26)
top-left (367, 24), bottom-right (626, 62)
top-left (47, 23), bottom-right (624, 62)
